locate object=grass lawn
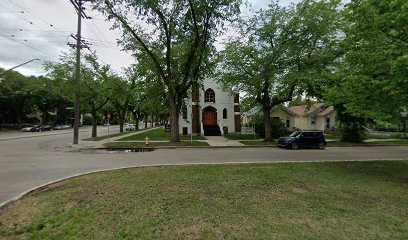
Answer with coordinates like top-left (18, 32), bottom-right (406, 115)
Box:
top-left (324, 134), bottom-right (340, 140)
top-left (0, 128), bottom-right (19, 132)
top-left (118, 128), bottom-right (207, 141)
top-left (223, 134), bottom-right (262, 140)
top-left (239, 140), bottom-right (277, 146)
top-left (366, 133), bottom-right (408, 139)
top-left (370, 139), bottom-right (408, 144)
top-left (104, 141), bottom-right (209, 148)
top-left (327, 139), bottom-right (408, 147)
top-left (83, 132), bottom-right (132, 141)
top-left (2, 161), bottom-right (407, 239)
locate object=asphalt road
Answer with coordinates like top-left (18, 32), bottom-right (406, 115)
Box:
top-left (0, 127), bottom-right (407, 207)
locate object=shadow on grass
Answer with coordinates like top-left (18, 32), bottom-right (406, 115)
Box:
top-left (329, 161), bottom-right (408, 185)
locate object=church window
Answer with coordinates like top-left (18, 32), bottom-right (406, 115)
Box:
top-left (182, 106), bottom-right (187, 119)
top-left (204, 88), bottom-right (215, 103)
top-left (223, 108), bottom-right (227, 119)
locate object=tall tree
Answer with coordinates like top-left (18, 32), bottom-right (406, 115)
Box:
top-left (0, 70), bottom-right (41, 127)
top-left (82, 53), bottom-right (111, 138)
top-left (95, 0), bottom-right (242, 142)
top-left (107, 72), bottom-right (136, 133)
top-left (45, 51), bottom-right (113, 138)
top-left (218, 0), bottom-right (342, 141)
top-left (323, 0), bottom-right (408, 127)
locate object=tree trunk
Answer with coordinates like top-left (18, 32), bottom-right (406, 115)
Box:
top-left (151, 113), bottom-right (154, 127)
top-left (260, 80), bottom-right (273, 142)
top-left (135, 117), bottom-right (140, 130)
top-left (169, 98), bottom-right (180, 143)
top-left (119, 114), bottom-right (124, 133)
top-left (91, 109), bottom-right (97, 138)
top-left (145, 115), bottom-right (148, 129)
top-left (263, 103), bottom-right (272, 142)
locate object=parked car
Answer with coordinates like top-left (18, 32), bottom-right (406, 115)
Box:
top-left (21, 125), bottom-right (39, 132)
top-left (125, 124), bottom-right (136, 131)
top-left (31, 125), bottom-right (53, 132)
top-left (278, 131), bottom-right (326, 150)
top-left (53, 124), bottom-right (71, 130)
top-left (164, 124), bottom-right (171, 132)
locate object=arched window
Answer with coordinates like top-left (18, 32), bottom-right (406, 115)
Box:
top-left (182, 106), bottom-right (187, 119)
top-left (223, 108), bottom-right (227, 119)
top-left (204, 88), bottom-right (215, 103)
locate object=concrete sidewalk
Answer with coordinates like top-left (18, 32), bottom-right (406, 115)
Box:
top-left (205, 136), bottom-right (244, 147)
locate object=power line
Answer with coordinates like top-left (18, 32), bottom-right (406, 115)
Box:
top-left (0, 27), bottom-right (71, 33)
top-left (0, 34), bottom-right (55, 58)
top-left (89, 18), bottom-right (109, 42)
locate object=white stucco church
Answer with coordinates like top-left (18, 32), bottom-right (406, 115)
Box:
top-left (178, 79), bottom-right (241, 136)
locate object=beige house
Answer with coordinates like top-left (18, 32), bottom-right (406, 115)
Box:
top-left (270, 103), bottom-right (337, 133)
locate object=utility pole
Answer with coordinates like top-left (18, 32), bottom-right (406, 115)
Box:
top-left (69, 0), bottom-right (92, 144)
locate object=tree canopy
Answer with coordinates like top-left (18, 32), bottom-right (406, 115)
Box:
top-left (323, 0), bottom-right (408, 127)
top-left (218, 0), bottom-right (342, 141)
top-left (94, 0), bottom-right (242, 142)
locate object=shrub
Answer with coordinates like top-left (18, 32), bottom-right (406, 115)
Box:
top-left (254, 115), bottom-right (287, 139)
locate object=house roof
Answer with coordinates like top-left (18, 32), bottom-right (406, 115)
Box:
top-left (316, 106), bottom-right (335, 116)
top-left (242, 106), bottom-right (260, 117)
top-left (276, 105), bottom-right (298, 116)
top-left (288, 103), bottom-right (334, 117)
top-left (243, 103), bottom-right (335, 117)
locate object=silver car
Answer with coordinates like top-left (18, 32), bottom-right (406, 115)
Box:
top-left (125, 124), bottom-right (136, 131)
top-left (21, 125), bottom-right (38, 132)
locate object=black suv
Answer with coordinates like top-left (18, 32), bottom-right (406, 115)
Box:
top-left (31, 125), bottom-right (53, 132)
top-left (278, 131), bottom-right (326, 150)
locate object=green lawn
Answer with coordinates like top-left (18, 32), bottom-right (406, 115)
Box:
top-left (0, 127), bottom-right (19, 132)
top-left (118, 128), bottom-right (207, 141)
top-left (327, 139), bottom-right (408, 147)
top-left (366, 133), bottom-right (408, 139)
top-left (324, 134), bottom-right (340, 140)
top-left (239, 140), bottom-right (277, 145)
top-left (104, 141), bottom-right (209, 148)
top-left (324, 134), bottom-right (408, 141)
top-left (1, 161), bottom-right (407, 239)
top-left (367, 139), bottom-right (408, 145)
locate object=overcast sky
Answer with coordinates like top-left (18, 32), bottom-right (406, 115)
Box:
top-left (0, 0), bottom-right (299, 77)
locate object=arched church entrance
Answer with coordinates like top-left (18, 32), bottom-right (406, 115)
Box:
top-left (202, 106), bottom-right (221, 136)
top-left (202, 106), bottom-right (217, 126)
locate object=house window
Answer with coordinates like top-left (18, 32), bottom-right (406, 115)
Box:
top-left (182, 127), bottom-right (188, 135)
top-left (286, 119), bottom-right (290, 128)
top-left (223, 108), bottom-right (227, 119)
top-left (204, 88), bottom-right (215, 103)
top-left (182, 106), bottom-right (187, 119)
top-left (326, 117), bottom-right (331, 129)
top-left (311, 115), bottom-right (316, 125)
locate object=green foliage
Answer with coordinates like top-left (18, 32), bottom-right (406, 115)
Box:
top-left (95, 0), bottom-right (243, 142)
top-left (0, 67), bottom-right (72, 126)
top-left (338, 123), bottom-right (366, 143)
top-left (82, 114), bottom-right (93, 125)
top-left (323, 0), bottom-right (408, 125)
top-left (218, 0), bottom-right (342, 141)
top-left (335, 105), bottom-right (367, 142)
top-left (253, 115), bottom-right (287, 139)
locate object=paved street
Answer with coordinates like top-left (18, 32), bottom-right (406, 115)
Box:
top-left (0, 127), bottom-right (407, 207)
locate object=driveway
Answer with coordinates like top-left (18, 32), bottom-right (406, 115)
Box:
top-left (0, 129), bottom-right (407, 207)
